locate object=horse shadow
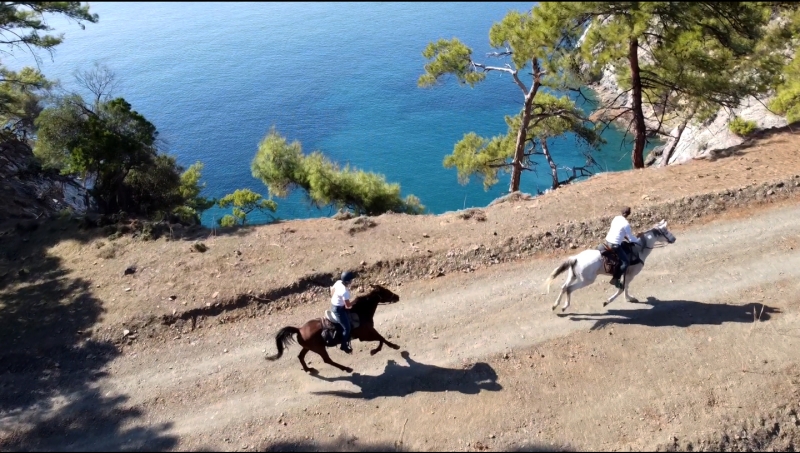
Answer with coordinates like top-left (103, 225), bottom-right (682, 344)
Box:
top-left (559, 297), bottom-right (779, 331)
top-left (310, 351), bottom-right (502, 400)
top-left (260, 439), bottom-right (569, 452)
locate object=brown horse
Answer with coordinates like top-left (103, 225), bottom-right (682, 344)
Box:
top-left (265, 284), bottom-right (401, 374)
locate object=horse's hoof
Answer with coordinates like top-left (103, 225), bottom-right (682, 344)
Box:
top-left (551, 305), bottom-right (557, 311)
top-left (603, 301), bottom-right (609, 307)
top-left (305, 368), bottom-right (318, 375)
top-left (370, 350), bottom-right (378, 356)
top-left (390, 344), bottom-right (400, 350)
top-left (627, 297), bottom-right (639, 303)
top-left (344, 367), bottom-right (353, 374)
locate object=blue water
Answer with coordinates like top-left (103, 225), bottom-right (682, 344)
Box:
top-left (7, 2), bottom-right (641, 225)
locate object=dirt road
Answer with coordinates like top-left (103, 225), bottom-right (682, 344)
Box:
top-left (3, 203), bottom-right (800, 452)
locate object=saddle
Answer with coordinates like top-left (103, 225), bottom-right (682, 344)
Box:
top-left (597, 242), bottom-right (642, 275)
top-left (320, 310), bottom-right (361, 347)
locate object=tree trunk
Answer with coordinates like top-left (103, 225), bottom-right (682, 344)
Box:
top-left (508, 58), bottom-right (541, 193)
top-left (660, 104), bottom-right (697, 167)
top-left (628, 37), bottom-right (646, 169)
top-left (541, 139), bottom-right (559, 190)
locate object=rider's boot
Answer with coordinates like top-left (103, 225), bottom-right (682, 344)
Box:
top-left (609, 267), bottom-right (621, 288)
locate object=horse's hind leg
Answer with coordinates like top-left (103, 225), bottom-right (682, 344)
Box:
top-left (561, 288), bottom-right (573, 312)
top-left (551, 288), bottom-right (565, 311)
top-left (298, 348), bottom-right (317, 374)
top-left (555, 266), bottom-right (576, 312)
top-left (315, 346), bottom-right (353, 374)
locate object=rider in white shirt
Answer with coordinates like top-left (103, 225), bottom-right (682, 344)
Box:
top-left (604, 207), bottom-right (640, 289)
top-left (330, 271), bottom-right (356, 354)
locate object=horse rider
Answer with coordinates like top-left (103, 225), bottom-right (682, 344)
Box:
top-left (330, 270), bottom-right (357, 354)
top-left (604, 206), bottom-right (640, 289)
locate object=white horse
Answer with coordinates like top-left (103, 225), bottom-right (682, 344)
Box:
top-left (543, 220), bottom-right (676, 312)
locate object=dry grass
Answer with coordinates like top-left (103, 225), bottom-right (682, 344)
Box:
top-left (2, 129), bottom-right (800, 333)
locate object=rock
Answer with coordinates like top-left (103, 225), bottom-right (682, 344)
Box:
top-left (422, 233), bottom-right (429, 238)
top-left (212, 291), bottom-right (219, 299)
top-left (123, 329), bottom-right (131, 337)
top-left (124, 287), bottom-right (131, 292)
top-left (123, 265), bottom-right (137, 275)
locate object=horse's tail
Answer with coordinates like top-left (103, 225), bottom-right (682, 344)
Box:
top-left (543, 257), bottom-right (577, 294)
top-left (265, 326), bottom-right (300, 361)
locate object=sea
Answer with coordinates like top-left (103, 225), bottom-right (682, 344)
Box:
top-left (6, 2), bottom-right (643, 225)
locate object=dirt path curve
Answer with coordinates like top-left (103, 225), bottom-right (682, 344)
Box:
top-left (4, 204), bottom-right (800, 452)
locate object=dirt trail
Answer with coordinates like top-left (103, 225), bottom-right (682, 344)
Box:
top-left (3, 203), bottom-right (800, 451)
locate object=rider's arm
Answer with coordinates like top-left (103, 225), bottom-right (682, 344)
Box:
top-left (624, 223), bottom-right (640, 243)
top-left (343, 288), bottom-right (353, 309)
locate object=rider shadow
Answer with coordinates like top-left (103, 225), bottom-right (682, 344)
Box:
top-left (559, 297), bottom-right (779, 331)
top-left (310, 351), bottom-right (502, 400)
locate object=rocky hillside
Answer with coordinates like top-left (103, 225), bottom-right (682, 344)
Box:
top-left (587, 75), bottom-right (788, 167)
top-left (0, 140), bottom-right (90, 223)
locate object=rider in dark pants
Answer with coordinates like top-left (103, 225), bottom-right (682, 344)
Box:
top-left (604, 207), bottom-right (640, 289)
top-left (330, 271), bottom-right (357, 353)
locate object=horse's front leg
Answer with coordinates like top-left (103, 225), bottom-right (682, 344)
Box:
top-left (317, 347), bottom-right (353, 373)
top-left (358, 326), bottom-right (399, 355)
top-left (624, 267), bottom-right (641, 303)
top-left (305, 335), bottom-right (351, 374)
top-left (604, 285), bottom-right (623, 307)
top-left (624, 282), bottom-right (639, 303)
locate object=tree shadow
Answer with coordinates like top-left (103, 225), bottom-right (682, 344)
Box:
top-left (310, 351), bottom-right (502, 400)
top-left (0, 216), bottom-right (177, 450)
top-left (559, 296), bottom-right (778, 331)
top-left (705, 121), bottom-right (800, 162)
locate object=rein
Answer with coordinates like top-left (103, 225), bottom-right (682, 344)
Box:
top-left (635, 228), bottom-right (666, 251)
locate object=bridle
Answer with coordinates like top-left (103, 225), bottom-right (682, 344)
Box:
top-left (637, 226), bottom-right (673, 250)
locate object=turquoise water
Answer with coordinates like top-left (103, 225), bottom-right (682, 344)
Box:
top-left (7, 2), bottom-right (640, 225)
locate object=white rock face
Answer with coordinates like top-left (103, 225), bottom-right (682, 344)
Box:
top-left (588, 71), bottom-right (788, 167)
top-left (663, 97), bottom-right (787, 166)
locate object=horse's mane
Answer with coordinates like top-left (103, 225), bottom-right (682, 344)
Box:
top-left (635, 225), bottom-right (661, 243)
top-left (352, 287), bottom-right (381, 306)
top-left (350, 284), bottom-right (398, 321)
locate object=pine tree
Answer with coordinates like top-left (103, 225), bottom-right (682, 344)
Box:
top-left (419, 5), bottom-right (601, 193)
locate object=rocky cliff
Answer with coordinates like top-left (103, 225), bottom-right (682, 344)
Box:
top-left (0, 140), bottom-right (91, 222)
top-left (587, 69), bottom-right (788, 168)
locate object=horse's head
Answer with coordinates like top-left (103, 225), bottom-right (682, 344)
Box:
top-left (651, 219), bottom-right (676, 244)
top-left (351, 284), bottom-right (400, 320)
top-left (366, 283), bottom-right (401, 304)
